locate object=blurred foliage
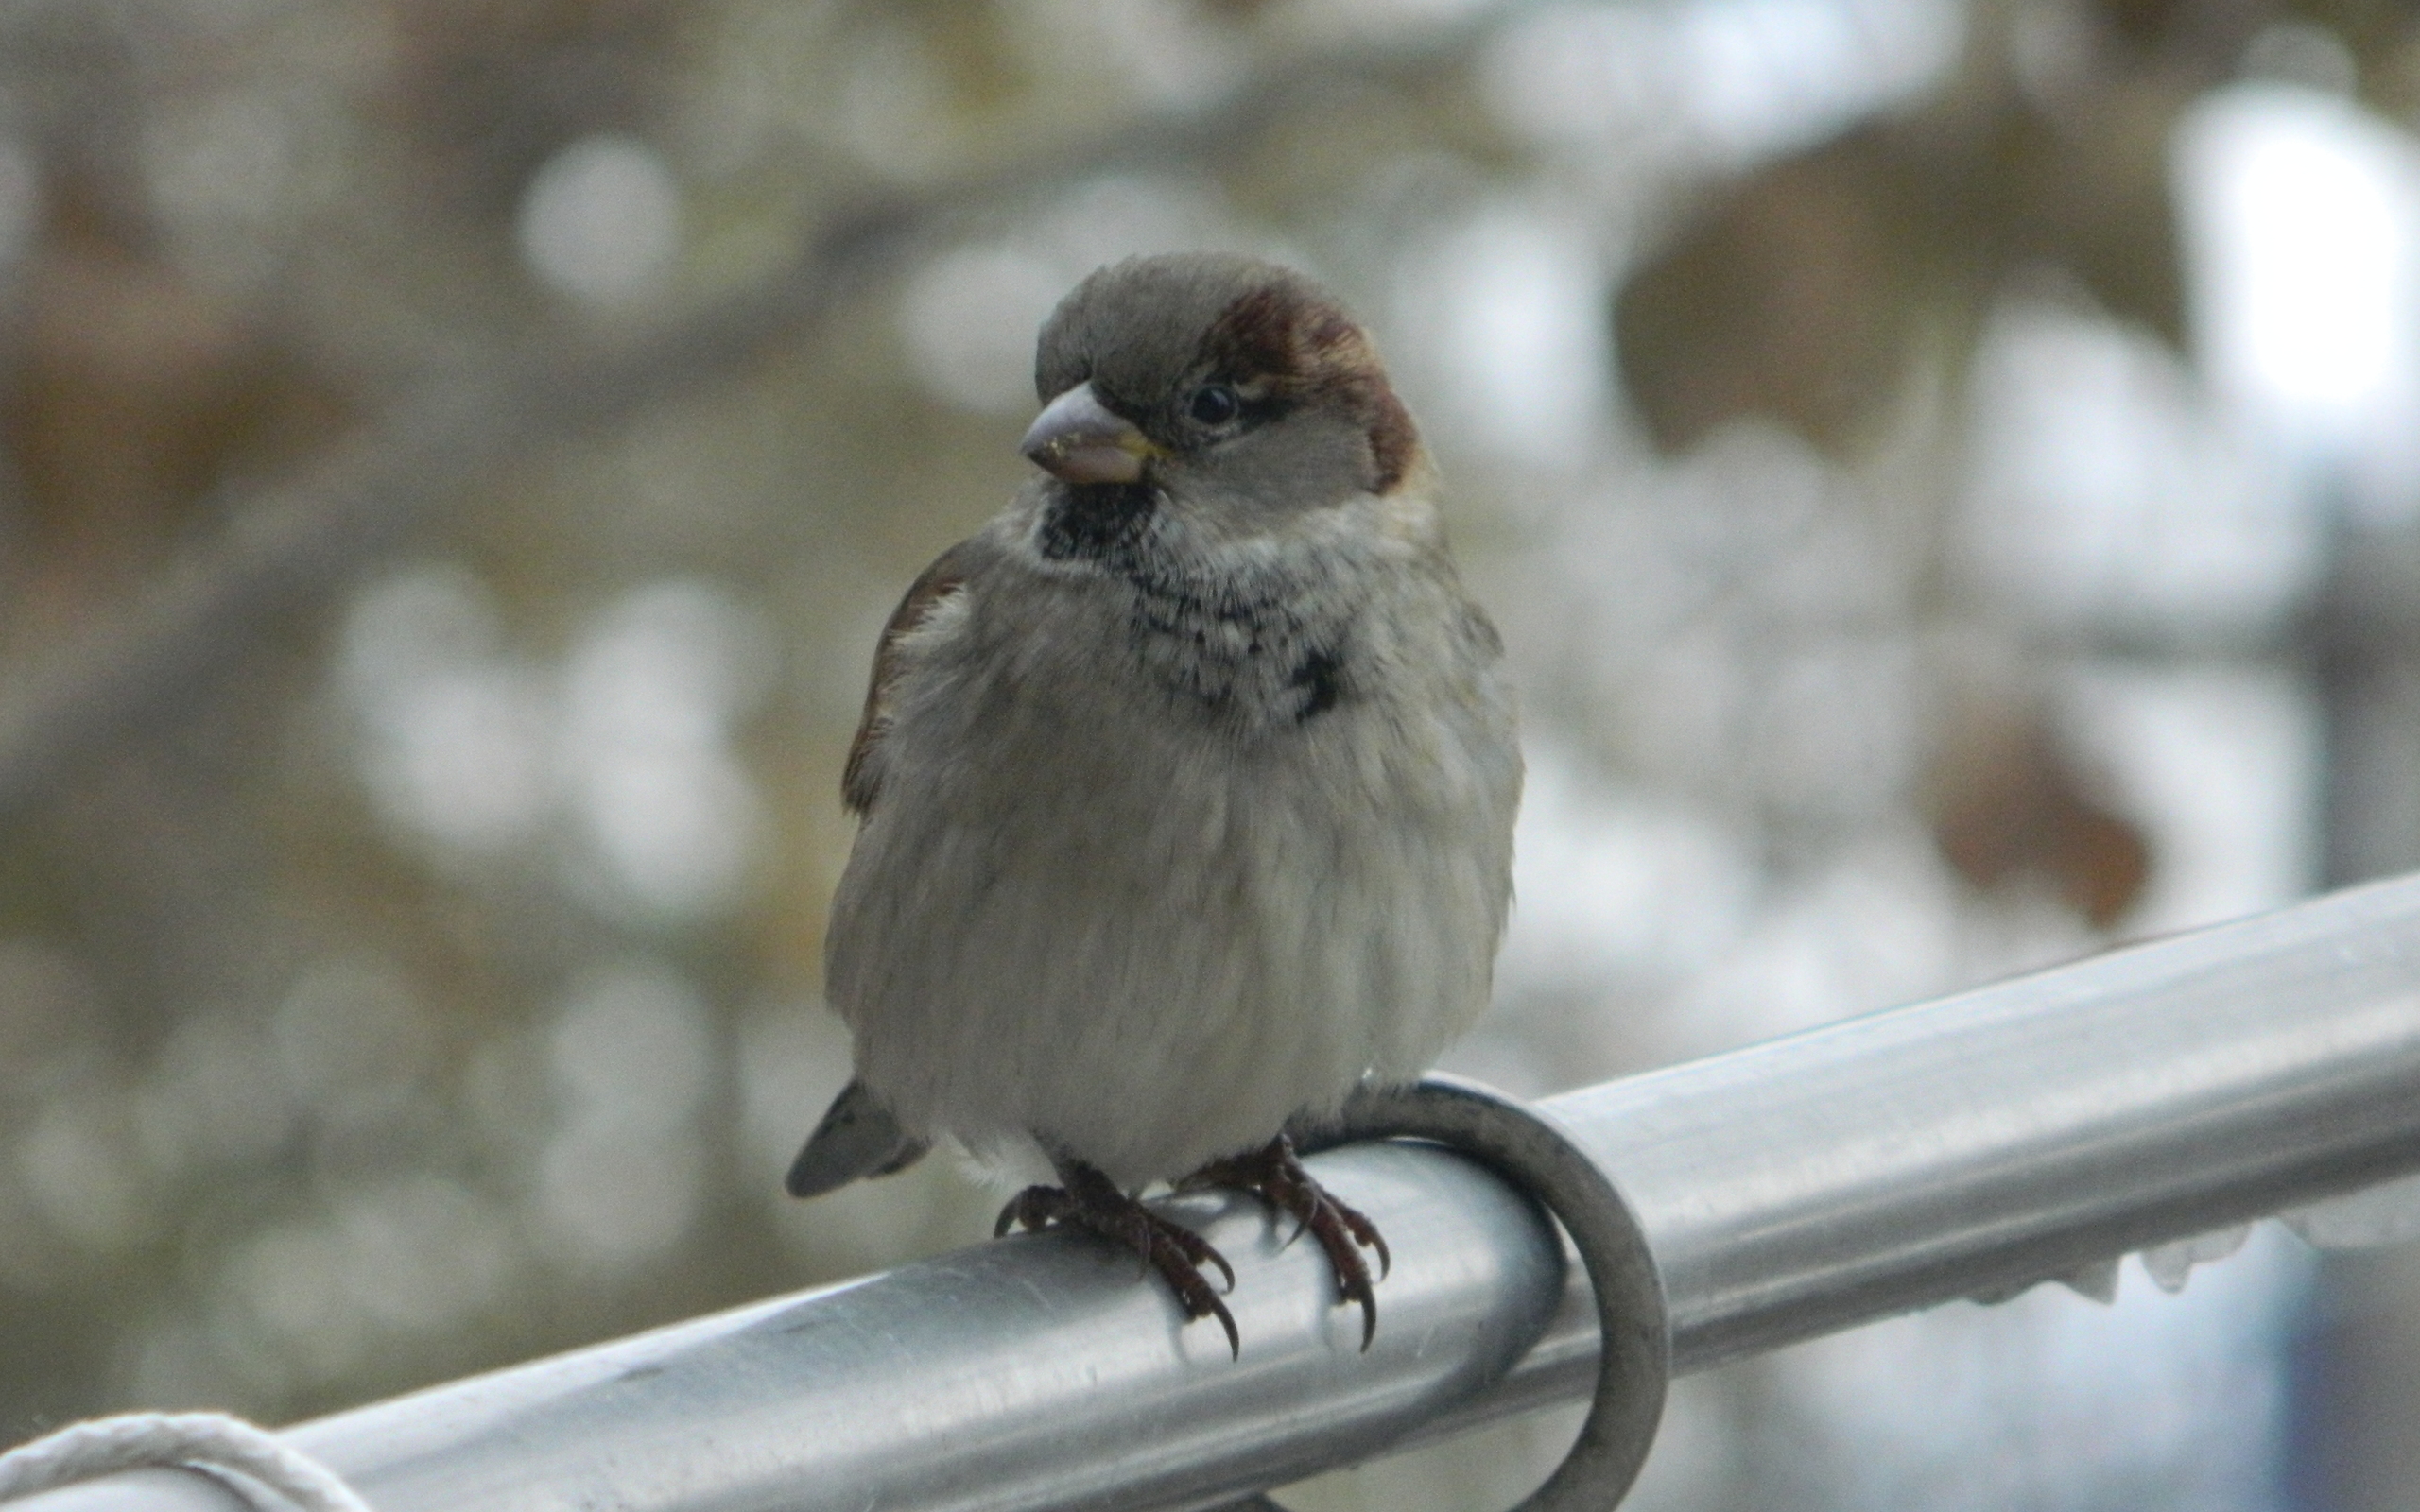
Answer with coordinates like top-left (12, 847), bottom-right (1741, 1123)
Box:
top-left (1616, 0), bottom-right (2420, 463)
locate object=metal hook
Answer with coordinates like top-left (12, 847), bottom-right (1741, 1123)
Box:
top-left (1222, 1074), bottom-right (1670, 1512)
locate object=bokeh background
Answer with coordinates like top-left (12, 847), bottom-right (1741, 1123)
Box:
top-left (4, 0), bottom-right (2420, 1507)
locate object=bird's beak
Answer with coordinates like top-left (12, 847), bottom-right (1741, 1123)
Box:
top-left (1020, 382), bottom-right (1158, 485)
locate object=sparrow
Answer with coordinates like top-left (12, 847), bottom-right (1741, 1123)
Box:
top-left (788, 251), bottom-right (1521, 1355)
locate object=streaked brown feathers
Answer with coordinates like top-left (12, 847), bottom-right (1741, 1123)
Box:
top-left (842, 543), bottom-right (976, 815)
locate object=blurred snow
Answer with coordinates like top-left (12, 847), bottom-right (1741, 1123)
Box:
top-left (1499, 742), bottom-right (1756, 998)
top-left (1491, 421), bottom-right (1930, 826)
top-left (143, 90), bottom-right (295, 292)
top-left (273, 954), bottom-right (437, 1129)
top-left (2144, 1225), bottom-right (2254, 1294)
top-left (518, 134), bottom-right (685, 305)
top-left (832, 19), bottom-right (958, 182)
top-left (9, 944), bottom-right (447, 1303)
top-left (1004, 1), bottom-right (1246, 112)
top-left (1774, 1225), bottom-right (2311, 1512)
top-left (1673, 0), bottom-right (1962, 163)
top-left (537, 962), bottom-right (714, 1271)
top-left (1481, 5), bottom-right (1668, 146)
top-left (2284, 1174), bottom-right (2420, 1249)
top-left (1291, 0), bottom-right (1496, 34)
top-left (1660, 831), bottom-right (1967, 1051)
top-left (561, 579), bottom-right (770, 923)
top-left (1482, 0), bottom-right (1963, 165)
top-left (18, 1093), bottom-right (148, 1256)
top-left (1962, 299), bottom-right (2320, 637)
top-left (341, 565), bottom-right (552, 860)
top-left (1397, 209), bottom-right (1612, 467)
top-left (2239, 20), bottom-right (2361, 98)
top-left (2175, 83), bottom-right (2420, 511)
top-left (372, 665), bottom-right (557, 857)
top-left (340, 565), bottom-right (769, 924)
top-left (217, 1176), bottom-right (515, 1394)
top-left (133, 1010), bottom-right (293, 1179)
top-left (902, 245), bottom-right (1077, 413)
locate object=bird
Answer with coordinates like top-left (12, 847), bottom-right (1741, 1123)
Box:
top-left (787, 251), bottom-right (1521, 1356)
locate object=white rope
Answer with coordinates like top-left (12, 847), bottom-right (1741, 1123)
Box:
top-left (0, 1413), bottom-right (372, 1512)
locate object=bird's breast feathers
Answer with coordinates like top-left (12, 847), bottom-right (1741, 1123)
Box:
top-left (823, 488), bottom-right (1519, 1185)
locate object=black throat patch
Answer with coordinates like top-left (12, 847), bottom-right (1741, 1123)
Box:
top-left (1037, 487), bottom-right (1357, 733)
top-left (1038, 483), bottom-right (1157, 565)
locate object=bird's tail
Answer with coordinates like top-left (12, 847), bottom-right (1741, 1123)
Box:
top-left (785, 1078), bottom-right (932, 1198)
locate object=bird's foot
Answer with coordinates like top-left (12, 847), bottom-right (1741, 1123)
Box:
top-left (1181, 1134), bottom-right (1390, 1349)
top-left (995, 1160), bottom-right (1240, 1358)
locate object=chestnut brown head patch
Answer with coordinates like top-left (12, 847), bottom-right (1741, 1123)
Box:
top-left (1201, 283), bottom-right (1418, 494)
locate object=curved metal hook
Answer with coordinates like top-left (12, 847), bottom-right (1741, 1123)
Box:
top-left (1239, 1074), bottom-right (1671, 1512)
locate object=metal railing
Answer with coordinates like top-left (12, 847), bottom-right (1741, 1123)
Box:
top-left (17, 870), bottom-right (2420, 1512)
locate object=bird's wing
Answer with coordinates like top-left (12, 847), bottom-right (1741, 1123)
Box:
top-left (841, 540), bottom-right (980, 816)
top-left (786, 1077), bottom-right (931, 1198)
top-left (809, 541), bottom-right (988, 1193)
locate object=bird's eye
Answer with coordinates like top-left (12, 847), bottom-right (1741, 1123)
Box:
top-left (1187, 384), bottom-right (1241, 426)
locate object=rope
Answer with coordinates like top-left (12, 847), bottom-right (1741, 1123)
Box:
top-left (0, 1412), bottom-right (372, 1512)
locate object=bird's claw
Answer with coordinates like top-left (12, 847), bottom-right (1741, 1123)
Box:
top-left (994, 1163), bottom-right (1240, 1357)
top-left (1182, 1134), bottom-right (1390, 1350)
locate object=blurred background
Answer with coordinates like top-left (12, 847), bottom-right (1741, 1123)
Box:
top-left (2, 0), bottom-right (2420, 1507)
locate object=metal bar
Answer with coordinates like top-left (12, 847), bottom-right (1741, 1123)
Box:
top-left (16, 870), bottom-right (2420, 1512)
top-left (1565, 868), bottom-right (2420, 1370)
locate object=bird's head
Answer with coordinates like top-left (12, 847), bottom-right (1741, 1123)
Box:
top-left (1020, 254), bottom-right (1422, 529)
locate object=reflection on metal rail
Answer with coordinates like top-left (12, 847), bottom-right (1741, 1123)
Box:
top-left (16, 870), bottom-right (2420, 1512)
